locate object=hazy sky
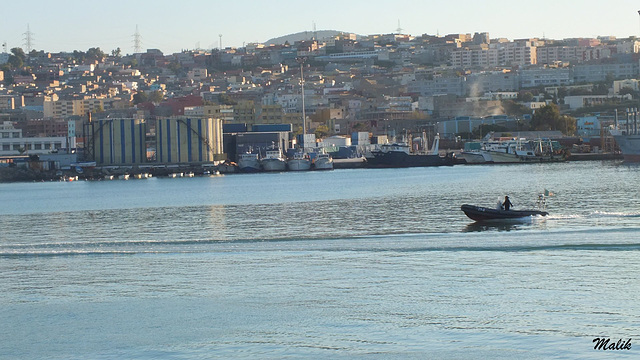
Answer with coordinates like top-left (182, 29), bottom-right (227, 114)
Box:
top-left (2, 0), bottom-right (640, 54)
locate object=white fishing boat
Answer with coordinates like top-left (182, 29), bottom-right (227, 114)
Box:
top-left (261, 146), bottom-right (287, 172)
top-left (287, 151), bottom-right (311, 171)
top-left (313, 150), bottom-right (334, 170)
top-left (460, 150), bottom-right (493, 164)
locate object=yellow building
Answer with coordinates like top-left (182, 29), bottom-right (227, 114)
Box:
top-left (89, 118), bottom-right (146, 165)
top-left (44, 97), bottom-right (106, 118)
top-left (155, 116), bottom-right (224, 164)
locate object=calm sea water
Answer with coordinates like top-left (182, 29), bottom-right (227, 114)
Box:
top-left (1, 161), bottom-right (639, 359)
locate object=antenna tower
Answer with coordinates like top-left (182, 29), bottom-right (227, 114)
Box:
top-left (219, 34), bottom-right (222, 50)
top-left (396, 20), bottom-right (403, 34)
top-left (313, 21), bottom-right (317, 40)
top-left (133, 25), bottom-right (142, 53)
top-left (23, 24), bottom-right (34, 53)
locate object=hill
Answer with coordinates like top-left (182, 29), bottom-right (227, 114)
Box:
top-left (263, 30), bottom-right (349, 45)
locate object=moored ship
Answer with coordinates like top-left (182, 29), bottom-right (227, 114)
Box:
top-left (366, 134), bottom-right (452, 168)
top-left (261, 146), bottom-right (287, 172)
top-left (610, 129), bottom-right (640, 162)
top-left (312, 149), bottom-right (334, 170)
top-left (238, 152), bottom-right (261, 173)
top-left (287, 150), bottom-right (311, 171)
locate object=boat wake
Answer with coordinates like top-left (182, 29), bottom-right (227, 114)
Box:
top-left (546, 211), bottom-right (640, 220)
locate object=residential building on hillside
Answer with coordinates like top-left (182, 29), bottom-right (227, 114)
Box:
top-left (520, 68), bottom-right (572, 88)
top-left (573, 62), bottom-right (639, 83)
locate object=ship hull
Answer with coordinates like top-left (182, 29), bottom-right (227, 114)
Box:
top-left (367, 152), bottom-right (450, 168)
top-left (261, 159), bottom-right (287, 172)
top-left (612, 133), bottom-right (640, 162)
top-left (287, 159), bottom-right (311, 171)
top-left (313, 158), bottom-right (334, 170)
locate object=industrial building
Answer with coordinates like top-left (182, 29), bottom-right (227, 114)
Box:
top-left (85, 118), bottom-right (147, 165)
top-left (155, 116), bottom-right (224, 164)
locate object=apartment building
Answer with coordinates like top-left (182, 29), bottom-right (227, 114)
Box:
top-left (43, 97), bottom-right (106, 118)
top-left (520, 68), bottom-right (572, 88)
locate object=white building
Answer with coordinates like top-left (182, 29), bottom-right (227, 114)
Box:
top-left (0, 121), bottom-right (67, 156)
top-left (564, 94), bottom-right (632, 110)
top-left (612, 79), bottom-right (640, 94)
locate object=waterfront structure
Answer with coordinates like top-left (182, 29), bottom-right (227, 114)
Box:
top-left (0, 121), bottom-right (67, 156)
top-left (155, 116), bottom-right (224, 164)
top-left (86, 118), bottom-right (146, 165)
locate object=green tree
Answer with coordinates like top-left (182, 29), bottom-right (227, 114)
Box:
top-left (530, 103), bottom-right (576, 135)
top-left (11, 48), bottom-right (26, 62)
top-left (314, 124), bottom-right (330, 139)
top-left (86, 47), bottom-right (105, 62)
top-left (517, 91), bottom-right (534, 102)
top-left (111, 47), bottom-right (122, 58)
top-left (72, 50), bottom-right (86, 63)
top-left (148, 90), bottom-right (164, 103)
top-left (502, 100), bottom-right (532, 117)
top-left (7, 47), bottom-right (25, 69)
top-left (133, 92), bottom-right (149, 104)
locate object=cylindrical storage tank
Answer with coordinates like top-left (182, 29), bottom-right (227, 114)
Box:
top-left (156, 117), bottom-right (224, 164)
top-left (93, 118), bottom-right (146, 165)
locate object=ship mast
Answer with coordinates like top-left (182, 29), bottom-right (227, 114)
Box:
top-left (297, 56), bottom-right (307, 149)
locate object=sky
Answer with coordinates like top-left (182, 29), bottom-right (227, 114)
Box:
top-left (2, 0), bottom-right (640, 55)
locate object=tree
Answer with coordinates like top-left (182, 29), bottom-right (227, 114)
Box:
top-left (86, 47), bottom-right (105, 62)
top-left (502, 100), bottom-right (532, 117)
top-left (7, 47), bottom-right (25, 69)
top-left (167, 61), bottom-right (182, 75)
top-left (11, 48), bottom-right (26, 62)
top-left (132, 92), bottom-right (149, 104)
top-left (314, 124), bottom-right (330, 139)
top-left (530, 103), bottom-right (576, 135)
top-left (148, 90), bottom-right (164, 103)
top-left (111, 47), bottom-right (122, 58)
top-left (517, 91), bottom-right (534, 102)
top-left (72, 50), bottom-right (86, 63)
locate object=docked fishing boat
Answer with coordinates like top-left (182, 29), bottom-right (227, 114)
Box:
top-left (461, 204), bottom-right (548, 222)
top-left (287, 150), bottom-right (311, 171)
top-left (238, 152), bottom-right (261, 173)
top-left (460, 150), bottom-right (493, 164)
top-left (260, 146), bottom-right (287, 172)
top-left (367, 133), bottom-right (452, 168)
top-left (485, 139), bottom-right (567, 163)
top-left (312, 149), bottom-right (333, 170)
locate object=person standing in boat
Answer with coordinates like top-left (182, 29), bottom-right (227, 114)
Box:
top-left (503, 196), bottom-right (513, 211)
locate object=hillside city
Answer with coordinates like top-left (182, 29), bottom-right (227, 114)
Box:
top-left (1, 29), bottom-right (640, 166)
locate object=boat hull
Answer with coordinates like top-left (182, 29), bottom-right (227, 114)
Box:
top-left (287, 159), bottom-right (311, 171)
top-left (261, 159), bottom-right (287, 172)
top-left (461, 204), bottom-right (548, 222)
top-left (487, 150), bottom-right (566, 163)
top-left (313, 158), bottom-right (334, 170)
top-left (612, 132), bottom-right (640, 162)
top-left (367, 152), bottom-right (451, 168)
top-left (461, 151), bottom-right (493, 164)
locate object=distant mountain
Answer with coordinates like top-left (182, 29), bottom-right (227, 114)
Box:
top-left (263, 30), bottom-right (350, 45)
